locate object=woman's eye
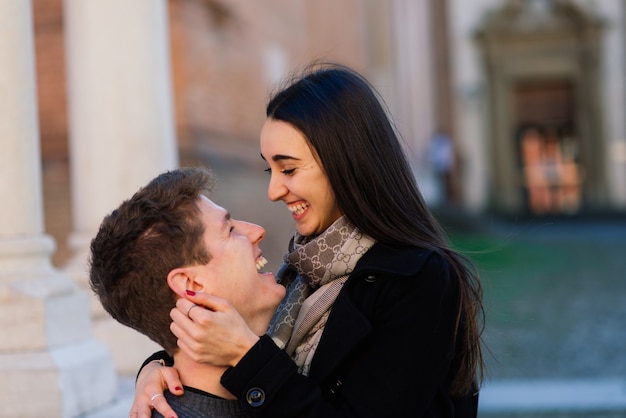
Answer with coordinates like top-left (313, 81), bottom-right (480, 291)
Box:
top-left (264, 167), bottom-right (295, 175)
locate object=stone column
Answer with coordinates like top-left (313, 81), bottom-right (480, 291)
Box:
top-left (0, 1), bottom-right (116, 417)
top-left (63, 0), bottom-right (178, 374)
top-left (391, 0), bottom-right (437, 202)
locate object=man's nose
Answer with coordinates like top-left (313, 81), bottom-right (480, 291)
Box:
top-left (234, 220), bottom-right (265, 244)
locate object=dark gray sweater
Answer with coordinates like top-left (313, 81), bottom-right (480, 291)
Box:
top-left (152, 387), bottom-right (259, 418)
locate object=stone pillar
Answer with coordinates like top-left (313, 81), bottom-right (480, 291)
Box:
top-left (63, 0), bottom-right (178, 375)
top-left (0, 1), bottom-right (116, 417)
top-left (391, 0), bottom-right (437, 202)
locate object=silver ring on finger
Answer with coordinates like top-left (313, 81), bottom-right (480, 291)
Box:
top-left (186, 303), bottom-right (200, 319)
top-left (150, 393), bottom-right (164, 407)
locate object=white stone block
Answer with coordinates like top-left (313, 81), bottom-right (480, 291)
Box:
top-left (0, 339), bottom-right (116, 418)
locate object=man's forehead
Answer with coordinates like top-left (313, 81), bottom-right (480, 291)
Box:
top-left (198, 195), bottom-right (230, 227)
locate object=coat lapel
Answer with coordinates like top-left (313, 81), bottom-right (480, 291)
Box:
top-left (306, 243), bottom-right (433, 383)
top-left (308, 284), bottom-right (371, 382)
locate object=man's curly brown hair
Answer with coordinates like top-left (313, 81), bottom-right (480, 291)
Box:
top-left (89, 167), bottom-right (214, 354)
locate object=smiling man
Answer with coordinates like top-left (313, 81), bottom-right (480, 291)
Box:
top-left (89, 167), bottom-right (285, 418)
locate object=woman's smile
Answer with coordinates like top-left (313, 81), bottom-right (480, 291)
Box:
top-left (287, 200), bottom-right (310, 218)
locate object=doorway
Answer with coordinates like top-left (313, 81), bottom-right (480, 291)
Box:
top-left (515, 80), bottom-right (582, 215)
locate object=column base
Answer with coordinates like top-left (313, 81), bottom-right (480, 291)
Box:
top-left (0, 339), bottom-right (117, 418)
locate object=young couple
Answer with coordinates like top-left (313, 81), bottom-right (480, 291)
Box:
top-left (90, 63), bottom-right (485, 418)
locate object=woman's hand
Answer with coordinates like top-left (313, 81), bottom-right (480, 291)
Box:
top-left (130, 360), bottom-right (183, 418)
top-left (170, 291), bottom-right (260, 367)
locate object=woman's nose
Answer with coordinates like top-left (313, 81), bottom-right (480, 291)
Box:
top-left (267, 173), bottom-right (287, 202)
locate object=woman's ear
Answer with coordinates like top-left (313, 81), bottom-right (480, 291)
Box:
top-left (167, 267), bottom-right (203, 297)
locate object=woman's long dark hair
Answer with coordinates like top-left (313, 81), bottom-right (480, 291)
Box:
top-left (266, 63), bottom-right (484, 395)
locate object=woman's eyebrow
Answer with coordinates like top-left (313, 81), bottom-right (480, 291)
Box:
top-left (260, 153), bottom-right (301, 162)
top-left (272, 154), bottom-right (300, 162)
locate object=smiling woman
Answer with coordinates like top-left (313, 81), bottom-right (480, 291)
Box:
top-left (261, 119), bottom-right (342, 237)
top-left (132, 63), bottom-right (485, 418)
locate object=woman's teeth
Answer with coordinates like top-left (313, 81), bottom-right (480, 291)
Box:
top-left (288, 202), bottom-right (309, 216)
top-left (256, 256), bottom-right (268, 271)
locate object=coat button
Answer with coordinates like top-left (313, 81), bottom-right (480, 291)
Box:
top-left (246, 387), bottom-right (265, 407)
top-left (329, 379), bottom-right (343, 394)
top-left (365, 275), bottom-right (376, 282)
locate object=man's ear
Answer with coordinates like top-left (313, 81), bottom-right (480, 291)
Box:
top-left (167, 267), bottom-right (203, 297)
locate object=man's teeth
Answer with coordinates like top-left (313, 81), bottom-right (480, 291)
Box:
top-left (256, 256), bottom-right (268, 271)
top-left (288, 202), bottom-right (309, 215)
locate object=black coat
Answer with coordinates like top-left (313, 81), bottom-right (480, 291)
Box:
top-left (222, 242), bottom-right (479, 417)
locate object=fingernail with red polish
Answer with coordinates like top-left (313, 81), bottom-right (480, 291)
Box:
top-left (186, 290), bottom-right (195, 296)
top-left (175, 386), bottom-right (182, 392)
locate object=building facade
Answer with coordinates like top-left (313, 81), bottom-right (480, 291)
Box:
top-left (449, 0), bottom-right (626, 215)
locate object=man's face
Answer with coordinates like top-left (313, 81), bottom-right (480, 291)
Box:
top-left (193, 196), bottom-right (286, 334)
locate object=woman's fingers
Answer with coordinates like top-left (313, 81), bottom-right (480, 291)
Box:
top-left (149, 392), bottom-right (178, 418)
top-left (132, 361), bottom-right (182, 418)
top-left (170, 295), bottom-right (229, 364)
top-left (129, 395), bottom-right (152, 418)
top-left (175, 292), bottom-right (231, 318)
top-left (161, 366), bottom-right (185, 395)
top-left (169, 291), bottom-right (260, 367)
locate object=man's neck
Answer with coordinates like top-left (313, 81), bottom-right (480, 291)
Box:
top-left (172, 352), bottom-right (235, 400)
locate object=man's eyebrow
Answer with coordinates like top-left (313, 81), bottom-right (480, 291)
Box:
top-left (221, 211), bottom-right (231, 233)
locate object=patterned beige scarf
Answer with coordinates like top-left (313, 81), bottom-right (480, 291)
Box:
top-left (267, 216), bottom-right (375, 375)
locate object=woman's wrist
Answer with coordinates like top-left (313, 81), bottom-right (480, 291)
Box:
top-left (137, 351), bottom-right (173, 381)
top-left (221, 335), bottom-right (294, 396)
top-left (232, 332), bottom-right (261, 367)
top-left (151, 359), bottom-right (166, 367)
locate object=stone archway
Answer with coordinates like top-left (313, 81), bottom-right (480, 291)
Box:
top-left (476, 0), bottom-right (605, 215)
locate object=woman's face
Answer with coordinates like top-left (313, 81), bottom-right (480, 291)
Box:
top-left (260, 119), bottom-right (342, 237)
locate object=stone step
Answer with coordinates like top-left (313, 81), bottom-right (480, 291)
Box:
top-left (480, 378), bottom-right (626, 415)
